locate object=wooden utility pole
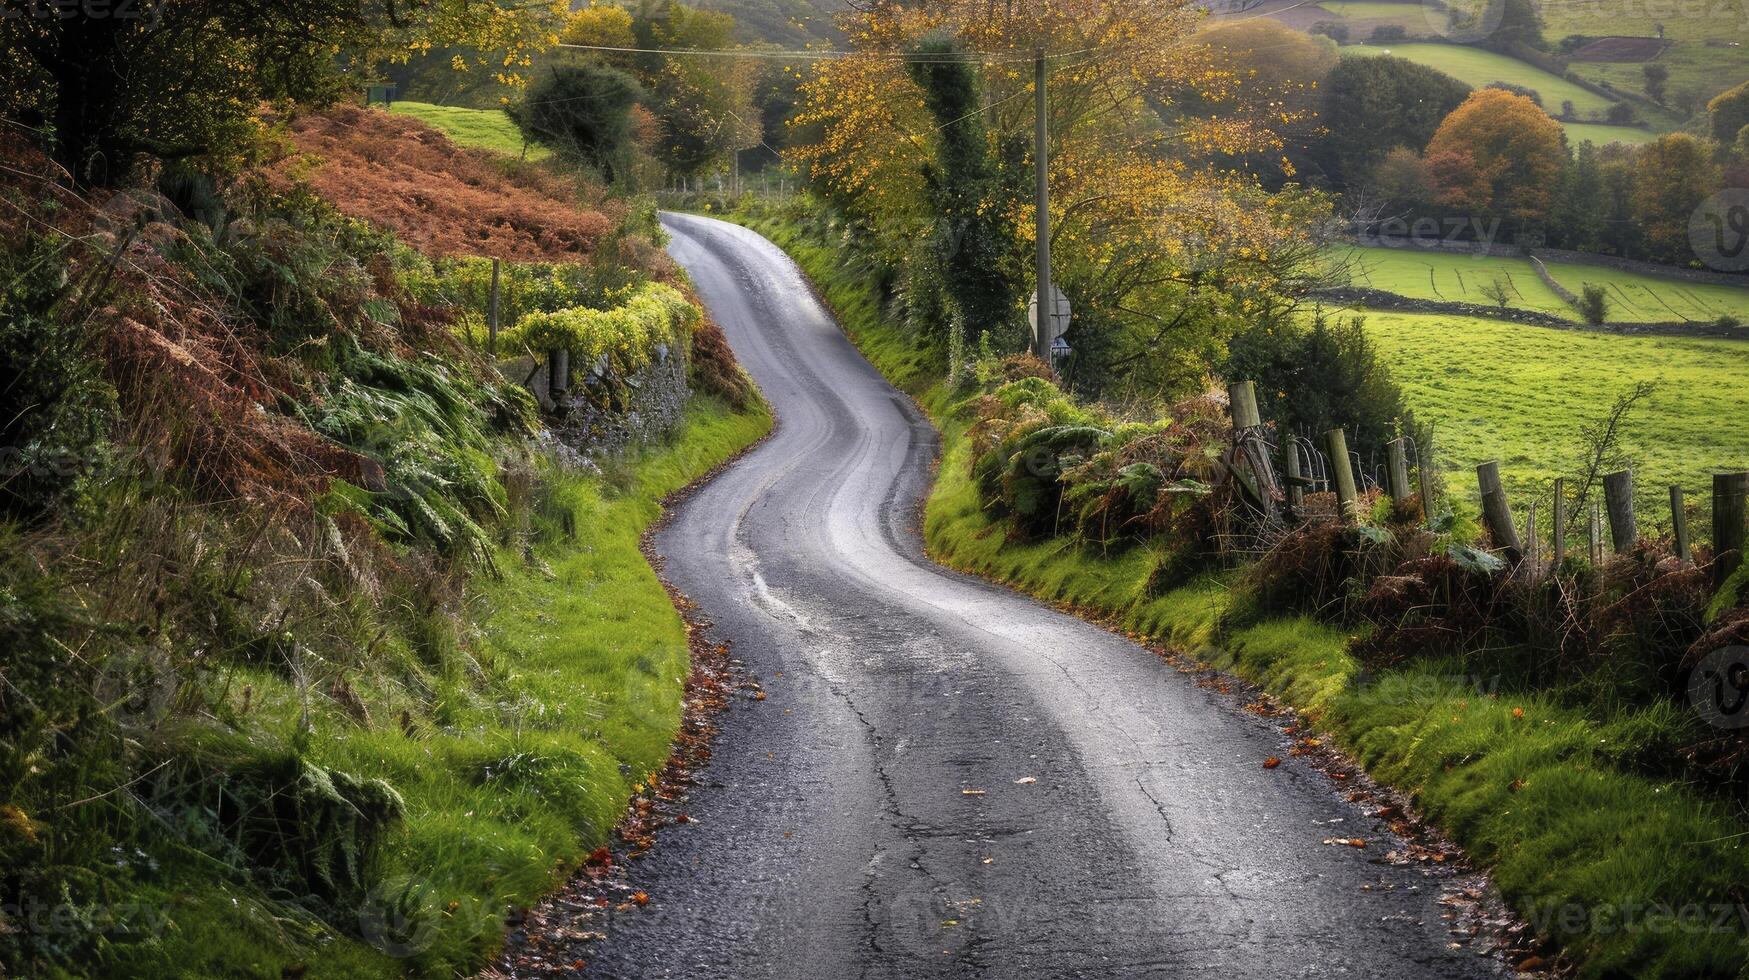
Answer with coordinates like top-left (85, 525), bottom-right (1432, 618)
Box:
top-left (1033, 48), bottom-right (1052, 361)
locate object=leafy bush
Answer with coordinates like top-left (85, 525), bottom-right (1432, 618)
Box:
top-left (1579, 282), bottom-right (1610, 324)
top-left (507, 63), bottom-right (644, 182)
top-left (502, 282), bottom-right (699, 373)
top-left (1222, 311), bottom-right (1414, 452)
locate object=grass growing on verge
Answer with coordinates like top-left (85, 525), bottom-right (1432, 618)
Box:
top-left (387, 101), bottom-right (549, 160)
top-left (742, 204), bottom-right (1749, 979)
top-left (102, 396), bottom-right (770, 979)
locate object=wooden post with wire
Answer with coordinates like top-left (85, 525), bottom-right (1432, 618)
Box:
top-left (1589, 502), bottom-right (1602, 564)
top-left (1476, 461), bottom-right (1522, 563)
top-left (487, 257), bottom-right (501, 358)
top-left (1552, 477), bottom-right (1567, 568)
top-left (1714, 471), bottom-right (1749, 587)
top-left (1326, 428), bottom-right (1358, 524)
top-left (1603, 469), bottom-right (1635, 553)
top-left (1671, 485), bottom-right (1691, 562)
top-left (1416, 432), bottom-right (1435, 522)
top-left (1386, 437), bottom-right (1411, 502)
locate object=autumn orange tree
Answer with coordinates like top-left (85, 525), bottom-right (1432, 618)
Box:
top-left (1423, 88), bottom-right (1566, 227)
top-left (789, 0), bottom-right (1336, 397)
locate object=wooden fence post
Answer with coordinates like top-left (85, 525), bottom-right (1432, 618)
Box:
top-left (1417, 432), bottom-right (1435, 522)
top-left (1714, 472), bottom-right (1749, 587)
top-left (548, 348), bottom-right (569, 401)
top-left (487, 257), bottom-right (501, 358)
top-left (1603, 469), bottom-right (1635, 553)
top-left (1227, 381), bottom-right (1261, 431)
top-left (1670, 485), bottom-right (1691, 562)
top-left (1387, 437), bottom-right (1411, 502)
top-left (1283, 439), bottom-right (1304, 513)
top-left (1476, 461), bottom-right (1522, 562)
top-left (1552, 477), bottom-right (1566, 568)
top-left (1589, 502), bottom-right (1602, 564)
top-left (1326, 428), bottom-right (1358, 524)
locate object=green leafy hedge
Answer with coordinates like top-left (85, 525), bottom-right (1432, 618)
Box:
top-left (502, 281), bottom-right (699, 373)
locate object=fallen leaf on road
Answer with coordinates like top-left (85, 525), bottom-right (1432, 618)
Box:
top-left (961, 789), bottom-right (986, 796)
top-left (1516, 955), bottom-right (1544, 972)
top-left (1262, 757), bottom-right (1282, 769)
top-left (1013, 776), bottom-right (1037, 785)
top-left (632, 892), bottom-right (649, 907)
top-left (1323, 837), bottom-right (1367, 848)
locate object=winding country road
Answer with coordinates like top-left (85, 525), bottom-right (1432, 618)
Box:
top-left (586, 213), bottom-right (1506, 978)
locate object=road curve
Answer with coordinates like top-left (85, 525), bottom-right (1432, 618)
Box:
top-left (586, 213), bottom-right (1505, 978)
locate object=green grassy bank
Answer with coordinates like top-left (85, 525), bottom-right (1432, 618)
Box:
top-left (736, 207), bottom-right (1749, 979)
top-left (97, 396), bottom-right (770, 979)
top-left (387, 101), bottom-right (549, 160)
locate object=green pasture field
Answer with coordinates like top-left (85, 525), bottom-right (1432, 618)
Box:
top-left (387, 101), bottom-right (550, 160)
top-left (1559, 121), bottom-right (1659, 145)
top-left (1538, 258), bottom-right (1749, 323)
top-left (1312, 0), bottom-right (1430, 27)
top-left (1343, 43), bottom-right (1617, 117)
top-left (1361, 309), bottom-right (1749, 522)
top-left (1565, 44), bottom-right (1749, 124)
top-left (1337, 246), bottom-right (1575, 317)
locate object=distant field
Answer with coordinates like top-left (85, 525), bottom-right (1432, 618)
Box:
top-left (387, 101), bottom-right (549, 160)
top-left (1539, 259), bottom-right (1749, 323)
top-left (1344, 43), bottom-right (1616, 117)
top-left (1559, 122), bottom-right (1659, 146)
top-left (1339, 246), bottom-right (1573, 317)
top-left (1361, 310), bottom-right (1749, 521)
top-left (1313, 0), bottom-right (1428, 27)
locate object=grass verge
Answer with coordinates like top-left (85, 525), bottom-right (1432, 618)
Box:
top-left (737, 205), bottom-right (1749, 980)
top-left (101, 395), bottom-right (771, 979)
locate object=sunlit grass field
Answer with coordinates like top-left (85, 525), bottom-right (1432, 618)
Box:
top-left (1343, 43), bottom-right (1617, 116)
top-left (1559, 121), bottom-right (1660, 147)
top-left (1338, 246), bottom-right (1574, 317)
top-left (1362, 309), bottom-right (1749, 519)
top-left (387, 101), bottom-right (549, 160)
top-left (1537, 258), bottom-right (1749, 323)
top-left (1339, 246), bottom-right (1749, 325)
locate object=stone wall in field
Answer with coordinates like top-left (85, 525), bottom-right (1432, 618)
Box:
top-left (1350, 235), bottom-right (1749, 290)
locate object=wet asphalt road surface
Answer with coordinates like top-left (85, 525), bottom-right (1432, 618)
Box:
top-left (583, 213), bottom-right (1507, 979)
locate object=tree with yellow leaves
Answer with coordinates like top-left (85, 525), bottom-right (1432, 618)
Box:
top-left (789, 0), bottom-right (1337, 396)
